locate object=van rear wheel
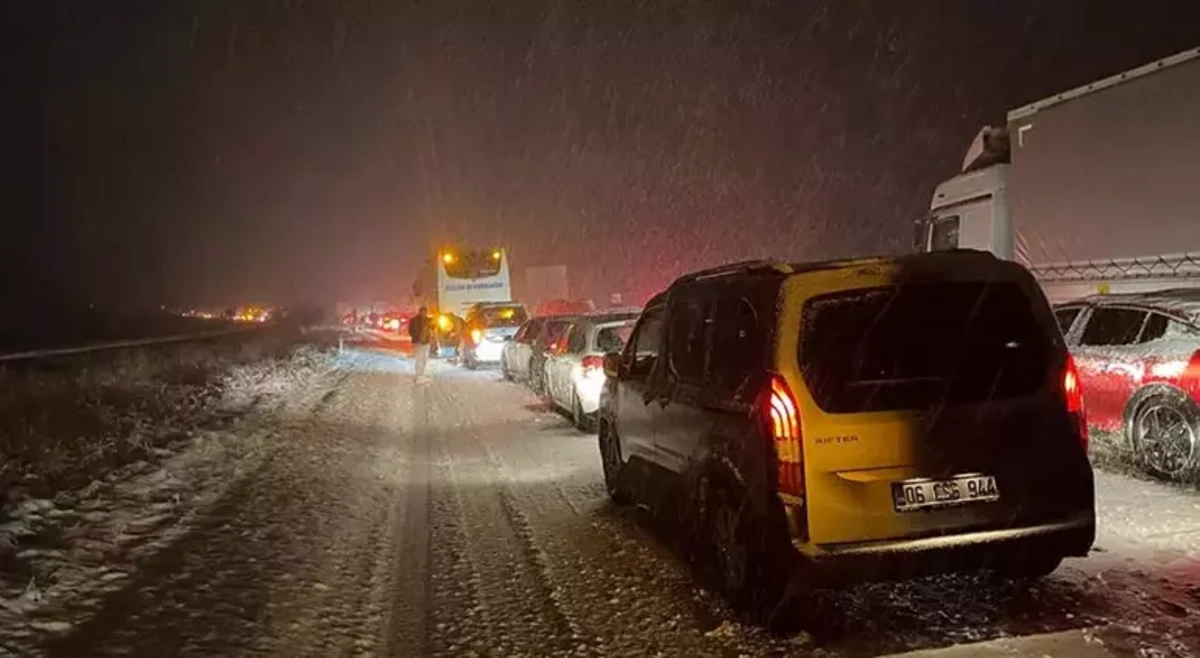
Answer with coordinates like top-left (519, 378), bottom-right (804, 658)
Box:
top-left (704, 484), bottom-right (789, 616)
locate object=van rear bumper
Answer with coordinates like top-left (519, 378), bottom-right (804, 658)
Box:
top-left (795, 510), bottom-right (1094, 585)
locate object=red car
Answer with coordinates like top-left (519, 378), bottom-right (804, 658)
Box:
top-left (1055, 290), bottom-right (1200, 480)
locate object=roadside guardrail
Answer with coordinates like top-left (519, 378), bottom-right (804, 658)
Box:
top-left (0, 325), bottom-right (266, 364)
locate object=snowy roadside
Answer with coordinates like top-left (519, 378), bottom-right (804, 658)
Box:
top-left (883, 628), bottom-right (1117, 657)
top-left (0, 336), bottom-right (339, 653)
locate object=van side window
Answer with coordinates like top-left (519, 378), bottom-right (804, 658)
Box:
top-left (668, 300), bottom-right (708, 383)
top-left (710, 297), bottom-right (761, 391)
top-left (624, 308), bottom-right (664, 380)
top-left (1079, 308), bottom-right (1148, 346)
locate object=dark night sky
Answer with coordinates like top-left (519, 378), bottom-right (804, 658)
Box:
top-left (7, 0), bottom-right (1200, 310)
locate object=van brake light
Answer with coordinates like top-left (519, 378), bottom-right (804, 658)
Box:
top-left (766, 374), bottom-right (803, 496)
top-left (1064, 356), bottom-right (1088, 452)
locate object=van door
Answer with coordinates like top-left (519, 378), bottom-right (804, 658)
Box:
top-left (615, 307), bottom-right (665, 465)
top-left (652, 294), bottom-right (711, 474)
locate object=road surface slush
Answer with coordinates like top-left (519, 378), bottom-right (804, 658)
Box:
top-left (5, 346), bottom-right (1197, 657)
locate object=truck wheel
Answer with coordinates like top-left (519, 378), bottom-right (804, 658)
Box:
top-left (1129, 394), bottom-right (1200, 480)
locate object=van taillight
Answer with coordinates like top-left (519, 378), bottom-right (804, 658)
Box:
top-left (766, 374), bottom-right (803, 496)
top-left (1064, 356), bottom-right (1088, 452)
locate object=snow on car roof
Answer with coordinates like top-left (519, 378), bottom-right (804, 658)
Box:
top-left (1069, 288), bottom-right (1200, 325)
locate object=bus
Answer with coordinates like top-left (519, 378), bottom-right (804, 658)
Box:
top-left (434, 246), bottom-right (513, 316)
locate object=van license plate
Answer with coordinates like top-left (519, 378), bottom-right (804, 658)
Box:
top-left (892, 475), bottom-right (1000, 512)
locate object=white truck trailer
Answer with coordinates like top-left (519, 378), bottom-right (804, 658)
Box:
top-left (915, 46), bottom-right (1200, 302)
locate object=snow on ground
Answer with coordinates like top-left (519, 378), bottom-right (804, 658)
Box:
top-left (2, 343), bottom-right (1197, 657)
top-left (0, 344), bottom-right (338, 655)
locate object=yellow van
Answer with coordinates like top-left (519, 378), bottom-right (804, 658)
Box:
top-left (598, 250), bottom-right (1094, 612)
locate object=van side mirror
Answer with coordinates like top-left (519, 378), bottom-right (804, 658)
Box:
top-left (603, 351), bottom-right (621, 378)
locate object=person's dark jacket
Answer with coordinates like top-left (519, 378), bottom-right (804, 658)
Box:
top-left (409, 314), bottom-right (431, 345)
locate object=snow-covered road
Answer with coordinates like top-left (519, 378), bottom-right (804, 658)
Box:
top-left (13, 346), bottom-right (1200, 657)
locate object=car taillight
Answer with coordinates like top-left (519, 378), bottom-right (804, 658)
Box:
top-left (581, 355), bottom-right (604, 376)
top-left (1064, 355), bottom-right (1088, 452)
top-left (765, 374), bottom-right (803, 496)
top-left (470, 329), bottom-right (483, 345)
top-left (1182, 350), bottom-right (1200, 402)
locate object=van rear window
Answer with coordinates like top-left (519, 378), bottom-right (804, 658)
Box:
top-left (799, 282), bottom-right (1050, 413)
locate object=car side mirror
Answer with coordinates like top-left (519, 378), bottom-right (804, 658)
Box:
top-left (503, 335), bottom-right (513, 342)
top-left (603, 352), bottom-right (620, 378)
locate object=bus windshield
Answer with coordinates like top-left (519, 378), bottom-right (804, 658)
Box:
top-left (443, 249), bottom-right (502, 279)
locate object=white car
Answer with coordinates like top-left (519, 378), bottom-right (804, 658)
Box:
top-left (542, 311), bottom-right (639, 430)
top-left (501, 317), bottom-right (545, 382)
top-left (460, 302), bottom-right (528, 369)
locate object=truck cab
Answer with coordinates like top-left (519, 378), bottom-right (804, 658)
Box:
top-left (915, 126), bottom-right (1014, 261)
top-left (918, 47), bottom-right (1200, 264)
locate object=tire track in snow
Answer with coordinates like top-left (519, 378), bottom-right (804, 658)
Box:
top-left (437, 376), bottom-right (761, 657)
top-left (380, 374), bottom-right (435, 656)
top-left (424, 380), bottom-right (586, 656)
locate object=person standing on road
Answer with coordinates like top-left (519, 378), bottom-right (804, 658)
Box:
top-left (409, 306), bottom-right (433, 381)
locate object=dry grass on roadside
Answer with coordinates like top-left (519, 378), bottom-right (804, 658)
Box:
top-left (0, 328), bottom-right (324, 501)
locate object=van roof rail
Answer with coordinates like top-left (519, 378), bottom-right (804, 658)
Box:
top-left (671, 260), bottom-right (793, 286)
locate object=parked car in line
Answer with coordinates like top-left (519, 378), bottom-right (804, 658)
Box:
top-left (597, 252), bottom-right (1094, 614)
top-left (542, 310), bottom-right (640, 430)
top-left (528, 317), bottom-right (575, 395)
top-left (1054, 290), bottom-right (1200, 480)
top-left (460, 302), bottom-right (528, 369)
top-left (502, 317), bottom-right (545, 383)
